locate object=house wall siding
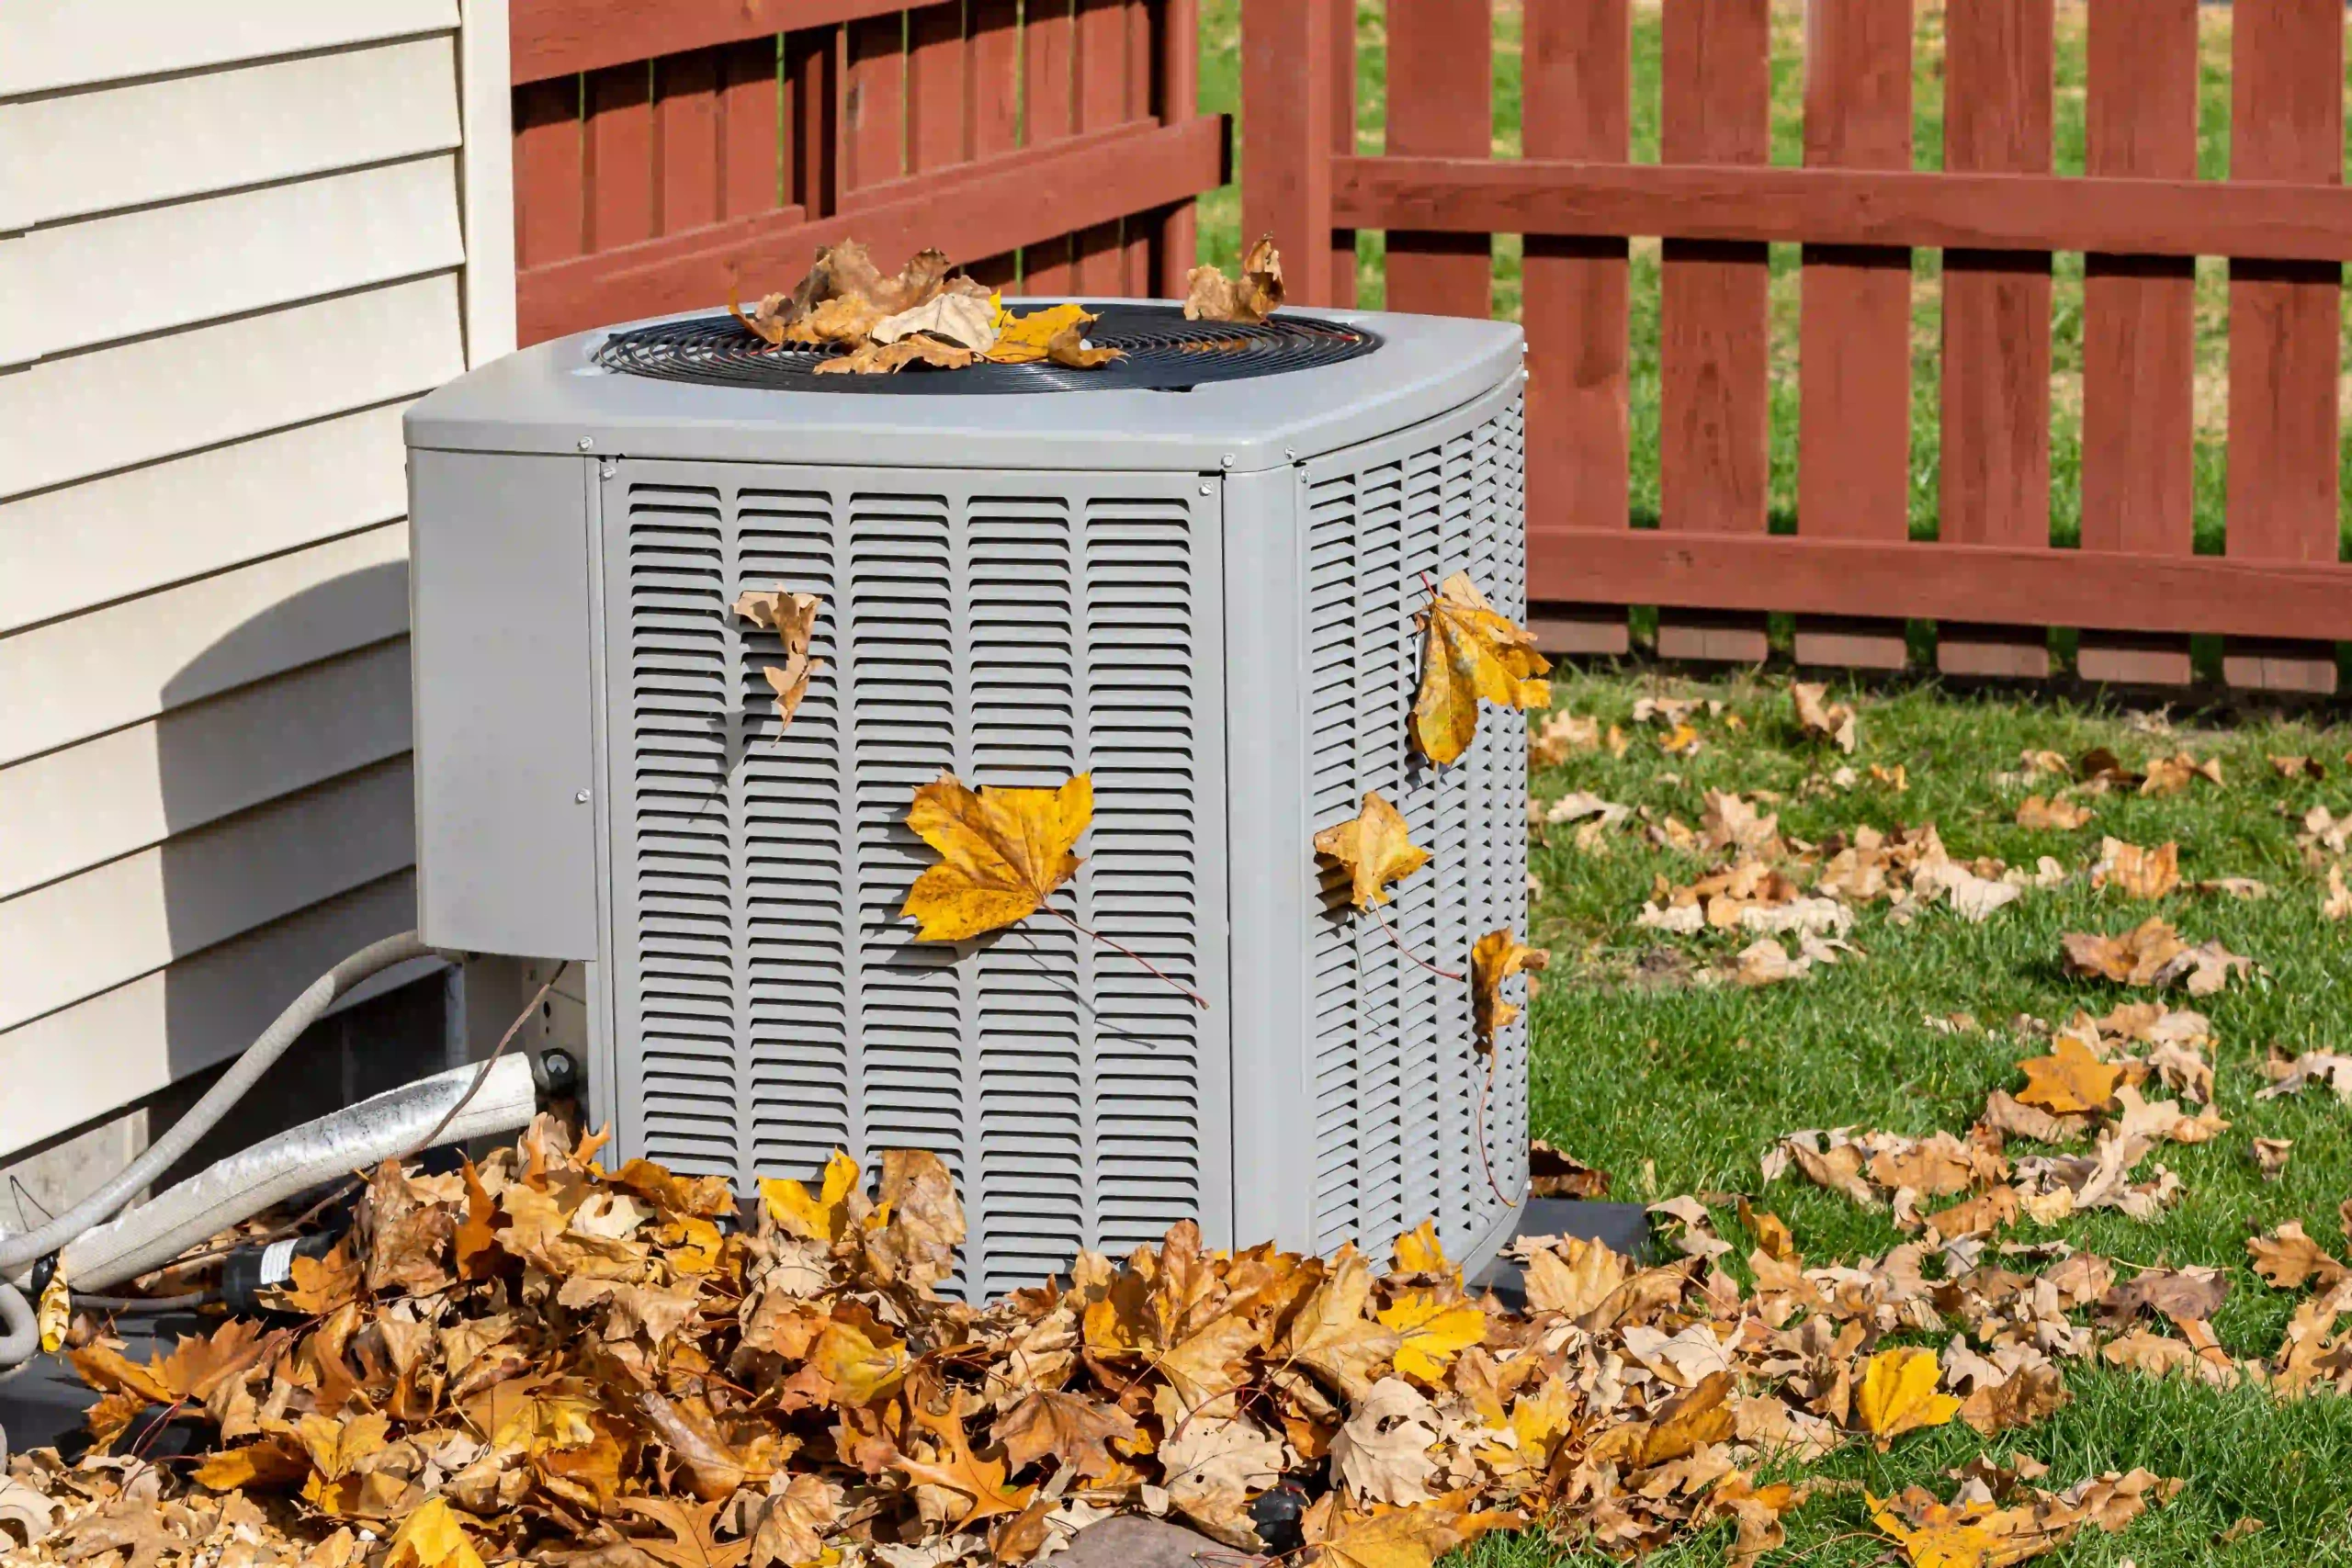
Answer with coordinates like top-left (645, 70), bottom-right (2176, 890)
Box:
top-left (0, 0), bottom-right (514, 1156)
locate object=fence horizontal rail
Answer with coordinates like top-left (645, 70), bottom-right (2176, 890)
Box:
top-left (512, 0), bottom-right (909, 85)
top-left (1529, 530), bottom-right (2352, 642)
top-left (516, 115), bottom-right (1225, 344)
top-left (1333, 156), bottom-right (2352, 263)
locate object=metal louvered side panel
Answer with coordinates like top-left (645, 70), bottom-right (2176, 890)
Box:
top-left (1300, 378), bottom-right (1531, 1260)
top-left (618, 483), bottom-right (741, 1172)
top-left (602, 461), bottom-right (1227, 1299)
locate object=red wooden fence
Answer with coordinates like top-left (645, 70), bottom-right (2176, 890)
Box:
top-left (1243, 0), bottom-right (2352, 694)
top-left (510, 0), bottom-right (1224, 349)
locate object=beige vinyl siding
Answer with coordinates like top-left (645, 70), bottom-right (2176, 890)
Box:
top-left (0, 0), bottom-right (513, 1156)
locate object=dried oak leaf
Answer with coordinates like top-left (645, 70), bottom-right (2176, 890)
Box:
top-left (2098, 1266), bottom-right (2229, 1327)
top-left (1527, 1138), bottom-right (1611, 1199)
top-left (889, 1395), bottom-right (1038, 1530)
top-left (2247, 1221), bottom-right (2350, 1292)
top-left (1792, 682), bottom-right (1857, 753)
top-left (733, 587), bottom-right (824, 730)
top-left (1409, 572), bottom-right (1552, 765)
top-left (620, 1495), bottom-right (751, 1568)
top-left (1331, 1378), bottom-right (1441, 1505)
top-left (54, 1503), bottom-right (191, 1568)
top-left (871, 288), bottom-right (997, 353)
top-left (1855, 1348), bottom-right (1961, 1449)
top-left (900, 772), bottom-right (1091, 942)
top-left (1159, 1416), bottom-right (1284, 1545)
top-left (1315, 791), bottom-right (1432, 909)
top-left (786, 292), bottom-right (888, 346)
top-left (1469, 928), bottom-right (1549, 1049)
top-left (814, 335), bottom-right (976, 375)
top-left (1183, 233), bottom-right (1284, 324)
top-left (2254, 1135), bottom-right (2295, 1181)
top-left (1634, 1370), bottom-right (1736, 1466)
top-left (1044, 321), bottom-right (1124, 369)
top-left (1956, 1362), bottom-right (2069, 1438)
top-left (2016, 794), bottom-right (2093, 830)
top-left (1281, 1246), bottom-right (1401, 1401)
top-left (2062, 918), bottom-right (2188, 987)
top-left (2092, 837), bottom-right (2179, 900)
top-left (2015, 1037), bottom-right (2120, 1116)
top-left (861, 1147), bottom-right (967, 1288)
top-left (991, 1389), bottom-right (1139, 1481)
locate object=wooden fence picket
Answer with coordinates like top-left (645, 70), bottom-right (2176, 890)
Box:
top-left (2078, 0), bottom-right (2199, 687)
top-left (1657, 0), bottom-right (1772, 664)
top-left (1385, 0), bottom-right (1495, 320)
top-left (1936, 0), bottom-right (2053, 680)
top-left (2226, 0), bottom-right (2345, 694)
top-left (1520, 0), bottom-right (1633, 657)
top-left (1794, 0), bottom-right (1915, 671)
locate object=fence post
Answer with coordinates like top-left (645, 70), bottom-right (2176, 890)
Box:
top-left (1241, 0), bottom-right (1336, 305)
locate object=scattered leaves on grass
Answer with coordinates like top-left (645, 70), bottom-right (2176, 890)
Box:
top-left (2016, 794), bottom-right (2093, 830)
top-left (1529, 710), bottom-right (1623, 766)
top-left (2271, 754), bottom-right (2326, 780)
top-left (1182, 233), bottom-right (1284, 323)
top-left (2062, 919), bottom-right (2251, 994)
top-left (1314, 792), bottom-right (1431, 909)
top-left (2253, 1136), bottom-right (2294, 1181)
top-left (2141, 751), bottom-right (2225, 795)
top-left (2015, 1037), bottom-right (2120, 1116)
top-left (1527, 1140), bottom-right (1611, 1199)
top-left (2256, 1044), bottom-right (2352, 1103)
top-left (1409, 573), bottom-right (1552, 765)
top-left (1855, 1348), bottom-right (1962, 1448)
top-left (1791, 682), bottom-right (1857, 752)
top-left (2090, 837), bottom-right (2179, 900)
top-left (2247, 1221), bottom-right (2350, 1291)
top-left (900, 773), bottom-right (1090, 942)
top-left (1870, 1470), bottom-right (2180, 1568)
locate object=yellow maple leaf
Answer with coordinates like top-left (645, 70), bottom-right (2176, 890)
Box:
top-left (1391, 1219), bottom-right (1452, 1277)
top-left (808, 1319), bottom-right (908, 1406)
top-left (761, 1149), bottom-right (861, 1242)
top-left (1305, 1491), bottom-right (1519, 1568)
top-left (986, 302), bottom-right (1095, 364)
top-left (1469, 929), bottom-right (1549, 1049)
top-left (899, 772), bottom-right (1091, 942)
top-left (2015, 1036), bottom-right (2120, 1116)
top-left (1855, 1348), bottom-right (1962, 1449)
top-left (1409, 572), bottom-right (1552, 765)
top-left (1315, 791), bottom-right (1432, 909)
top-left (384, 1501), bottom-right (486, 1568)
top-left (1376, 1292), bottom-right (1485, 1382)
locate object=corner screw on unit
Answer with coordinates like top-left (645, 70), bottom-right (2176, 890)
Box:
top-left (1284, 446), bottom-right (1298, 460)
top-left (577, 436), bottom-right (594, 451)
top-left (1199, 484), bottom-right (1214, 496)
top-left (1220, 454), bottom-right (1236, 469)
top-left (575, 789), bottom-right (591, 804)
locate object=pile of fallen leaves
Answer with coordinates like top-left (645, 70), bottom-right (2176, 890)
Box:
top-left (3, 1122), bottom-right (2244, 1568)
top-left (723, 237), bottom-right (1283, 377)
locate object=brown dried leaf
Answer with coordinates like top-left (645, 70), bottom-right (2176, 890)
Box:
top-left (2092, 837), bottom-right (2179, 900)
top-left (1182, 233), bottom-right (1284, 324)
top-left (2016, 794), bottom-right (2093, 830)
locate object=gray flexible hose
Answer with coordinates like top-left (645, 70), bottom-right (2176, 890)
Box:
top-left (0, 1280), bottom-right (33, 1368)
top-left (0, 931), bottom-right (430, 1275)
top-left (61, 1055), bottom-right (537, 1291)
top-left (0, 930), bottom-right (435, 1376)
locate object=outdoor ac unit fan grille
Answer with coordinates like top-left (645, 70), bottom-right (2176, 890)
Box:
top-left (1305, 391), bottom-right (1530, 1257)
top-left (613, 466), bottom-right (1223, 1299)
top-left (594, 303), bottom-right (1382, 393)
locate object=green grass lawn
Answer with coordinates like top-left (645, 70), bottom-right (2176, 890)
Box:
top-left (1504, 670), bottom-right (2352, 1562)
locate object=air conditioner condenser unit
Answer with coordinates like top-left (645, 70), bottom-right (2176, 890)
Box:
top-left (405, 300), bottom-right (1534, 1296)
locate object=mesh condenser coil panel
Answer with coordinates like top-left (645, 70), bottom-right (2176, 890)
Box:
top-left (600, 464), bottom-right (1228, 1300)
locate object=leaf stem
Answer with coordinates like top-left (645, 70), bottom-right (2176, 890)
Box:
top-left (1475, 1043), bottom-right (1518, 1211)
top-left (1043, 907), bottom-right (1209, 1010)
top-left (1371, 907), bottom-right (1464, 981)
